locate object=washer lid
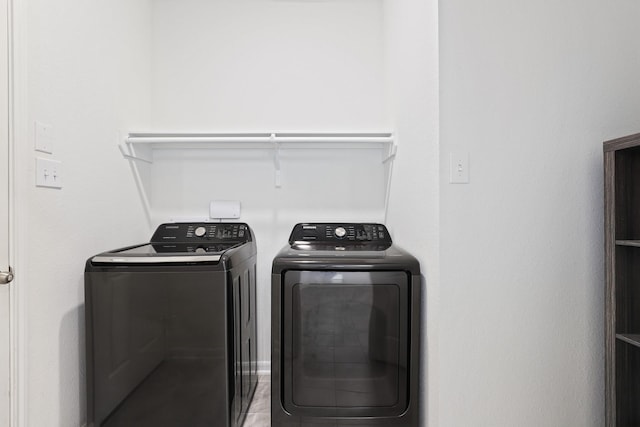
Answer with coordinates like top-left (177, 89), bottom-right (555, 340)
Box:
top-left (90, 242), bottom-right (239, 264)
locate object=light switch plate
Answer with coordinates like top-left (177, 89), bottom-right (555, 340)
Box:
top-left (449, 152), bottom-right (470, 184)
top-left (36, 157), bottom-right (62, 189)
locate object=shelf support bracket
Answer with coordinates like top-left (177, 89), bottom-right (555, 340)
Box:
top-left (272, 134), bottom-right (282, 188)
top-left (119, 143), bottom-right (153, 164)
top-left (383, 142), bottom-right (397, 224)
top-left (382, 143), bottom-right (397, 164)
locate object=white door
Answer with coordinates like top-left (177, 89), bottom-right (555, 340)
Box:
top-left (0, 0), bottom-right (11, 425)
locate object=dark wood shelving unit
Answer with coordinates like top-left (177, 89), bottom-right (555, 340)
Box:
top-left (605, 132), bottom-right (640, 427)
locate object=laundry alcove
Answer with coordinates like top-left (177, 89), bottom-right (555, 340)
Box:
top-left (119, 0), bottom-right (394, 373)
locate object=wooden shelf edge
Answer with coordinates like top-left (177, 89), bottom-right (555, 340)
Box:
top-left (604, 133), bottom-right (640, 152)
top-left (615, 240), bottom-right (640, 247)
top-left (616, 334), bottom-right (640, 348)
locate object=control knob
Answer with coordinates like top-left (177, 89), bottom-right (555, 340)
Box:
top-left (194, 226), bottom-right (207, 237)
top-left (334, 226), bottom-right (347, 238)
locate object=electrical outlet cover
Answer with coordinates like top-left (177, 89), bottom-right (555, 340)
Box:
top-left (35, 122), bottom-right (54, 154)
top-left (209, 200), bottom-right (241, 219)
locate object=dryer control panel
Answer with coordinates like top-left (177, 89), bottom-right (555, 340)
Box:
top-left (289, 223), bottom-right (391, 245)
top-left (151, 222), bottom-right (252, 243)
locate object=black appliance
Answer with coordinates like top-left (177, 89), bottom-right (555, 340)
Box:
top-left (271, 223), bottom-right (421, 427)
top-left (85, 222), bottom-right (257, 427)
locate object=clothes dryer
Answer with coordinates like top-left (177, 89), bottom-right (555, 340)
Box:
top-left (271, 223), bottom-right (421, 427)
top-left (85, 222), bottom-right (257, 427)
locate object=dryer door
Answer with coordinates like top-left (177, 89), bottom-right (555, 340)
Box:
top-left (282, 270), bottom-right (410, 418)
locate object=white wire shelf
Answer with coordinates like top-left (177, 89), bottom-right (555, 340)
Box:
top-left (125, 132), bottom-right (394, 146)
top-left (120, 131), bottom-right (396, 165)
top-left (119, 131), bottom-right (397, 209)
top-left (121, 132), bottom-right (395, 159)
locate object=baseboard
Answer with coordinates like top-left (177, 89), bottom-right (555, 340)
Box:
top-left (257, 360), bottom-right (271, 376)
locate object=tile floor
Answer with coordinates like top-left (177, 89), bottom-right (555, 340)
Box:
top-left (244, 375), bottom-right (270, 426)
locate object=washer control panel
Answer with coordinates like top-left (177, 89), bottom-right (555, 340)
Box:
top-left (289, 223), bottom-right (391, 244)
top-left (151, 222), bottom-right (251, 243)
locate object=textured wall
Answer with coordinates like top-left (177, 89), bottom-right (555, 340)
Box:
top-left (23, 1), bottom-right (153, 425)
top-left (383, 0), bottom-right (440, 425)
top-left (439, 0), bottom-right (640, 425)
top-left (151, 0), bottom-right (387, 131)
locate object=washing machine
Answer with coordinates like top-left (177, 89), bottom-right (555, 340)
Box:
top-left (271, 223), bottom-right (421, 427)
top-left (85, 222), bottom-right (257, 427)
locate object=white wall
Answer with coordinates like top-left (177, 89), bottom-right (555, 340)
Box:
top-left (21, 1), bottom-right (153, 425)
top-left (151, 0), bottom-right (387, 131)
top-left (439, 0), bottom-right (640, 425)
top-left (149, 0), bottom-right (389, 367)
top-left (383, 0), bottom-right (439, 425)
